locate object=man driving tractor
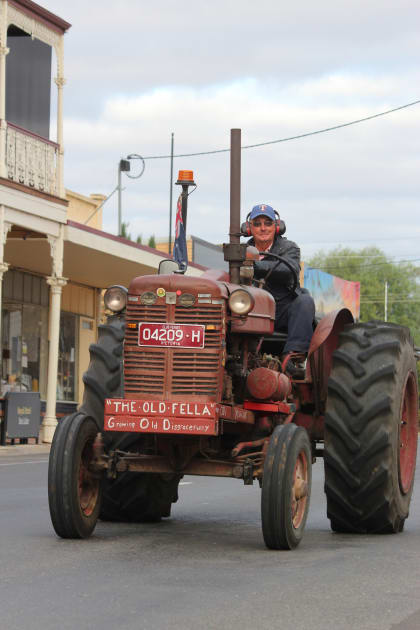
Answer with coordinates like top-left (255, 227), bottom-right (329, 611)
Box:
top-left (245, 203), bottom-right (315, 378)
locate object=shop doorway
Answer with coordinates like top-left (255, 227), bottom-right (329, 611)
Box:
top-left (1, 303), bottom-right (48, 397)
top-left (57, 312), bottom-right (77, 401)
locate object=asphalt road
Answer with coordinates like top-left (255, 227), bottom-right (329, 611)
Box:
top-left (1, 447), bottom-right (420, 630)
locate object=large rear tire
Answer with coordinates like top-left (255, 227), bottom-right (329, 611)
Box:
top-left (80, 315), bottom-right (180, 522)
top-left (261, 424), bottom-right (312, 549)
top-left (48, 413), bottom-right (101, 539)
top-left (100, 460), bottom-right (181, 523)
top-left (324, 322), bottom-right (418, 533)
top-left (80, 315), bottom-right (125, 438)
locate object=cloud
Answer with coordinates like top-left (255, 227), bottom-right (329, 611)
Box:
top-left (36, 0), bottom-right (420, 263)
top-left (61, 74), bottom-right (420, 264)
top-left (43, 0), bottom-right (420, 116)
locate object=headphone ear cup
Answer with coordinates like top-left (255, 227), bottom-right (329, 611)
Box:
top-left (240, 221), bottom-right (251, 236)
top-left (278, 220), bottom-right (286, 236)
top-left (273, 210), bottom-right (285, 236)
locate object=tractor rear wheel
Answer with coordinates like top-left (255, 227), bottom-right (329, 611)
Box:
top-left (324, 322), bottom-right (418, 533)
top-left (80, 315), bottom-right (125, 440)
top-left (48, 413), bottom-right (101, 539)
top-left (80, 315), bottom-right (180, 522)
top-left (261, 424), bottom-right (312, 549)
top-left (99, 439), bottom-right (181, 523)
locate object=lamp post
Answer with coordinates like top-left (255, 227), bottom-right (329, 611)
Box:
top-left (118, 159), bottom-right (130, 236)
top-left (117, 154), bottom-right (145, 236)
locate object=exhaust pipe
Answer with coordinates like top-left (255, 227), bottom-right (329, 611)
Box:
top-left (224, 128), bottom-right (246, 284)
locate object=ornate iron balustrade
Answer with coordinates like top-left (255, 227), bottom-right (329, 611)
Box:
top-left (5, 121), bottom-right (59, 196)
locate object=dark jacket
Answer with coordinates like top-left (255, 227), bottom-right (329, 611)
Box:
top-left (248, 234), bottom-right (301, 306)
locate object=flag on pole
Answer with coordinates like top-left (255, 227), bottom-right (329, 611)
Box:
top-left (173, 193), bottom-right (188, 270)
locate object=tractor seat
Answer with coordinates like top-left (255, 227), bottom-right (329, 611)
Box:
top-left (259, 331), bottom-right (288, 356)
top-left (259, 318), bottom-right (319, 357)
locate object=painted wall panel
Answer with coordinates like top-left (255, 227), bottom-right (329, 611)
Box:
top-left (304, 267), bottom-right (360, 320)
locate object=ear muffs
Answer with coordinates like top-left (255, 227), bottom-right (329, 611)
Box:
top-left (240, 213), bottom-right (252, 236)
top-left (240, 210), bottom-right (286, 236)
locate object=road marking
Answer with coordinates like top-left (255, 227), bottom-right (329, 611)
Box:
top-left (179, 481), bottom-right (192, 486)
top-left (0, 459), bottom-right (49, 467)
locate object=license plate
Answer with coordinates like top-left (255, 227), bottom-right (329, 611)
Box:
top-left (138, 322), bottom-right (205, 348)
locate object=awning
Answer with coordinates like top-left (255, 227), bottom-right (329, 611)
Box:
top-left (5, 220), bottom-right (205, 288)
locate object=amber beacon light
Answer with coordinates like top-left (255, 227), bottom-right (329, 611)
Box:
top-left (176, 170), bottom-right (195, 186)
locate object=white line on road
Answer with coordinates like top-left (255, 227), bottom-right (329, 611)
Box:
top-left (0, 459), bottom-right (49, 466)
top-left (180, 481), bottom-right (192, 485)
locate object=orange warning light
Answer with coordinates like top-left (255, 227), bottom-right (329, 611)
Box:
top-left (176, 170), bottom-right (195, 186)
top-left (178, 170), bottom-right (194, 182)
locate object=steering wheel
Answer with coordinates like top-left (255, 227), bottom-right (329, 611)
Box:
top-left (257, 251), bottom-right (299, 295)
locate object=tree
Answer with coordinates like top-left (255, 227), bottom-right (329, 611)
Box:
top-left (120, 222), bottom-right (131, 240)
top-left (148, 235), bottom-right (156, 248)
top-left (120, 225), bottom-right (145, 245)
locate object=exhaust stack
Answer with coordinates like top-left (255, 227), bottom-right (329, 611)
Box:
top-left (224, 128), bottom-right (247, 284)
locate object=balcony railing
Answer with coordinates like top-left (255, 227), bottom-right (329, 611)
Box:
top-left (4, 121), bottom-right (59, 196)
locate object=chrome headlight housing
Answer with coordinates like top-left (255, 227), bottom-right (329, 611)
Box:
top-left (104, 285), bottom-right (128, 312)
top-left (228, 289), bottom-right (255, 316)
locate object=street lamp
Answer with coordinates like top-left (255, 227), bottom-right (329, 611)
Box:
top-left (117, 154), bottom-right (145, 236)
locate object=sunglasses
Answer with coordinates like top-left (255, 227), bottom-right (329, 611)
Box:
top-left (251, 219), bottom-right (274, 227)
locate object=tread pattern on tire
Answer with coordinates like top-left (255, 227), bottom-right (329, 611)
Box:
top-left (261, 424), bottom-right (312, 550)
top-left (48, 412), bottom-right (101, 539)
top-left (80, 316), bottom-right (125, 435)
top-left (324, 321), bottom-right (418, 534)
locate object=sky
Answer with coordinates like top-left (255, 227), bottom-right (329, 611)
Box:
top-left (42, 0), bottom-right (420, 263)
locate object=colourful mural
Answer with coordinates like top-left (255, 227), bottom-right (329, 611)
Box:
top-left (303, 267), bottom-right (360, 320)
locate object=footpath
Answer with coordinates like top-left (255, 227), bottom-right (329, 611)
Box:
top-left (0, 441), bottom-right (51, 456)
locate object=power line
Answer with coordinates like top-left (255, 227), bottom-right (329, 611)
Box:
top-left (361, 299), bottom-right (420, 303)
top-left (142, 98), bottom-right (420, 160)
top-left (361, 294), bottom-right (420, 299)
top-left (310, 257), bottom-right (420, 272)
top-left (307, 254), bottom-right (420, 259)
top-left (301, 235), bottom-right (420, 245)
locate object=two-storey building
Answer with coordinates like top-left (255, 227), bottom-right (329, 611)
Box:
top-left (0, 0), bottom-right (204, 443)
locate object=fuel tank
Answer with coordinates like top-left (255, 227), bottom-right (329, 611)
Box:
top-left (246, 367), bottom-right (291, 401)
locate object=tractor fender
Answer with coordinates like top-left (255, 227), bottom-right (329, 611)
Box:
top-left (305, 308), bottom-right (354, 403)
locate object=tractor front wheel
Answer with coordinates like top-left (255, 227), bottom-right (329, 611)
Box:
top-left (261, 424), bottom-right (312, 549)
top-left (48, 413), bottom-right (101, 539)
top-left (324, 322), bottom-right (418, 533)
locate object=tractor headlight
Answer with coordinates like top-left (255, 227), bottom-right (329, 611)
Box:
top-left (104, 285), bottom-right (128, 312)
top-left (228, 289), bottom-right (255, 316)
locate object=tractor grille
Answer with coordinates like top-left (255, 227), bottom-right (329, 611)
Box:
top-left (124, 300), bottom-right (224, 399)
top-left (172, 351), bottom-right (220, 395)
top-left (174, 305), bottom-right (222, 348)
top-left (124, 348), bottom-right (165, 396)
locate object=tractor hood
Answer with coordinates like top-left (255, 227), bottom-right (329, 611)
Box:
top-left (128, 274), bottom-right (275, 335)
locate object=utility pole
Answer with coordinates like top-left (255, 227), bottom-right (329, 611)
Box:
top-left (117, 158), bottom-right (130, 236)
top-left (384, 280), bottom-right (388, 322)
top-left (168, 133), bottom-right (174, 254)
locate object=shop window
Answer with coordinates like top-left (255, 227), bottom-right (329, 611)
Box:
top-left (1, 304), bottom-right (48, 397)
top-left (57, 312), bottom-right (77, 401)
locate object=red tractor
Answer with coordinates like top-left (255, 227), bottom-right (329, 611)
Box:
top-left (48, 130), bottom-right (419, 549)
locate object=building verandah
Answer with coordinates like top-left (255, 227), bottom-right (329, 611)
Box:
top-left (0, 190), bottom-right (205, 443)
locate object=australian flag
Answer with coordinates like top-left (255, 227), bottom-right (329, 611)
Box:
top-left (173, 194), bottom-right (188, 270)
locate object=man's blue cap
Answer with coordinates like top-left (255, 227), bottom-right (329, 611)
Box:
top-left (249, 204), bottom-right (276, 221)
